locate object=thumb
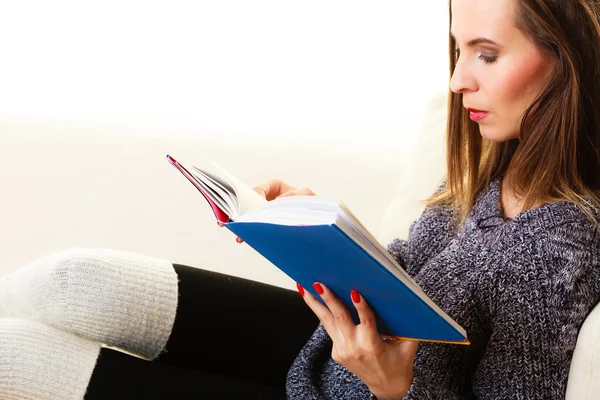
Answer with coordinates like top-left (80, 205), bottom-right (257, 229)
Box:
top-left (276, 190), bottom-right (298, 199)
top-left (277, 187), bottom-right (316, 198)
top-left (253, 186), bottom-right (267, 199)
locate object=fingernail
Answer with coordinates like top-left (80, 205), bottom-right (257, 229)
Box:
top-left (217, 221), bottom-right (223, 227)
top-left (312, 283), bottom-right (324, 295)
top-left (296, 283), bottom-right (305, 296)
top-left (351, 289), bottom-right (361, 303)
top-left (236, 237), bottom-right (243, 243)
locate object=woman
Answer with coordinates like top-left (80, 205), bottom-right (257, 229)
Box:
top-left (2, 0), bottom-right (600, 398)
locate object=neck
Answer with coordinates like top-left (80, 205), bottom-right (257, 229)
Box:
top-left (500, 189), bottom-right (521, 219)
top-left (500, 180), bottom-right (544, 219)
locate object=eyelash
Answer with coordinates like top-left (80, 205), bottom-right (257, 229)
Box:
top-left (479, 55), bottom-right (498, 64)
top-left (453, 48), bottom-right (498, 64)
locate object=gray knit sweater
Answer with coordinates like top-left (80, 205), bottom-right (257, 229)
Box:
top-left (286, 179), bottom-right (600, 399)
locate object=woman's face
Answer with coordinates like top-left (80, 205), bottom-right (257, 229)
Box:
top-left (450, 0), bottom-right (556, 142)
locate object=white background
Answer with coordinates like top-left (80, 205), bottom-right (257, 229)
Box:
top-left (0, 0), bottom-right (449, 154)
top-left (0, 1), bottom-right (451, 283)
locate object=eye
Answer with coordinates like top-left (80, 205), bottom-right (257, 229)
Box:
top-left (478, 54), bottom-right (498, 64)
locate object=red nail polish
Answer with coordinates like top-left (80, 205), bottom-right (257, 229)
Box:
top-left (236, 237), bottom-right (243, 243)
top-left (351, 289), bottom-right (361, 303)
top-left (313, 283), bottom-right (324, 295)
top-left (217, 221), bottom-right (223, 227)
top-left (296, 283), bottom-right (305, 296)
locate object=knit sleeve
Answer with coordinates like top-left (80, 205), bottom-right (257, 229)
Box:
top-left (386, 203), bottom-right (456, 277)
top-left (401, 376), bottom-right (468, 399)
top-left (469, 222), bottom-right (600, 399)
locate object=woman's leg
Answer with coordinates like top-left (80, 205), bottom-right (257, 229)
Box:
top-left (0, 318), bottom-right (286, 400)
top-left (0, 249), bottom-right (318, 394)
top-left (85, 347), bottom-right (287, 400)
top-left (156, 264), bottom-right (319, 389)
top-left (0, 318), bottom-right (101, 400)
top-left (84, 265), bottom-right (318, 399)
top-left (0, 248), bottom-right (179, 360)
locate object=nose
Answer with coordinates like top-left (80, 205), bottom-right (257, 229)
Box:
top-left (450, 57), bottom-right (477, 94)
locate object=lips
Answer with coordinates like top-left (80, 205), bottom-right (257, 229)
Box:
top-left (466, 107), bottom-right (488, 113)
top-left (466, 108), bottom-right (489, 121)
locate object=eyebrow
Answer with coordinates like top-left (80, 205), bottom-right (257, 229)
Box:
top-left (450, 32), bottom-right (501, 48)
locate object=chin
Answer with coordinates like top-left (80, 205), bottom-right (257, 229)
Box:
top-left (479, 127), bottom-right (518, 143)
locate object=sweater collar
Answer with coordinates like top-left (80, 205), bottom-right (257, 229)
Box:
top-left (467, 179), bottom-right (592, 236)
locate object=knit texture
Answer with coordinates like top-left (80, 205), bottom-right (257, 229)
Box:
top-left (286, 179), bottom-right (600, 399)
top-left (0, 318), bottom-right (101, 400)
top-left (0, 248), bottom-right (179, 360)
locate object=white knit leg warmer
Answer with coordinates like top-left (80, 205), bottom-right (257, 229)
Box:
top-left (0, 248), bottom-right (179, 360)
top-left (0, 318), bottom-right (101, 400)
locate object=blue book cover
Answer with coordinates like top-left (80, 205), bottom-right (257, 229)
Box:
top-left (166, 154), bottom-right (469, 345)
top-left (226, 221), bottom-right (468, 344)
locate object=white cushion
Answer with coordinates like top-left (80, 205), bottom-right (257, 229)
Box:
top-left (0, 123), bottom-right (404, 289)
top-left (566, 301), bottom-right (600, 399)
top-left (377, 91), bottom-right (448, 244)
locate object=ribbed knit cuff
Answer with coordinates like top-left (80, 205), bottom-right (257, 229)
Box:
top-left (0, 248), bottom-right (179, 360)
top-left (58, 248), bottom-right (179, 359)
top-left (0, 318), bottom-right (101, 400)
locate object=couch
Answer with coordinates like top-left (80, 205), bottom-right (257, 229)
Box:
top-left (0, 91), bottom-right (597, 399)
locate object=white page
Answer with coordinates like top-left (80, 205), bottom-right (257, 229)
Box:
top-left (188, 166), bottom-right (238, 217)
top-left (188, 156), bottom-right (267, 219)
top-left (206, 160), bottom-right (267, 217)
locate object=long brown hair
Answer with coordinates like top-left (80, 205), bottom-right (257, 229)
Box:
top-left (428, 0), bottom-right (600, 225)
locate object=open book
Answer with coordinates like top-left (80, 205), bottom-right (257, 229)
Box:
top-left (166, 154), bottom-right (469, 344)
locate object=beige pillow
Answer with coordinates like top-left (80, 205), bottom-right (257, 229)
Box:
top-left (378, 91), bottom-right (448, 244)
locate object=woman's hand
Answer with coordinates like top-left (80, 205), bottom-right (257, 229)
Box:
top-left (298, 282), bottom-right (417, 400)
top-left (218, 178), bottom-right (316, 243)
top-left (252, 177), bottom-right (316, 200)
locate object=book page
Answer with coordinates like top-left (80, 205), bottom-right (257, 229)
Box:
top-left (186, 155), bottom-right (267, 220)
top-left (189, 166), bottom-right (237, 217)
top-left (201, 158), bottom-right (267, 218)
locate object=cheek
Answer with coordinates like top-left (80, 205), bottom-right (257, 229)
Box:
top-left (491, 55), bottom-right (552, 118)
top-left (478, 57), bottom-right (551, 142)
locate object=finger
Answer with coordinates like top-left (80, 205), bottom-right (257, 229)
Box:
top-left (216, 221), bottom-right (243, 243)
top-left (350, 290), bottom-right (381, 342)
top-left (299, 284), bottom-right (343, 343)
top-left (253, 186), bottom-right (267, 199)
top-left (313, 283), bottom-right (356, 341)
top-left (252, 178), bottom-right (297, 201)
top-left (277, 187), bottom-right (317, 199)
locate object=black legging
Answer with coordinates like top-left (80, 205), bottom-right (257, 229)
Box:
top-left (84, 264), bottom-right (320, 399)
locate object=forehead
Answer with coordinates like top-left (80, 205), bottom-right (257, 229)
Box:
top-left (450, 0), bottom-right (516, 39)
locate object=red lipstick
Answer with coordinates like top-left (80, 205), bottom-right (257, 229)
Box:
top-left (466, 108), bottom-right (489, 122)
